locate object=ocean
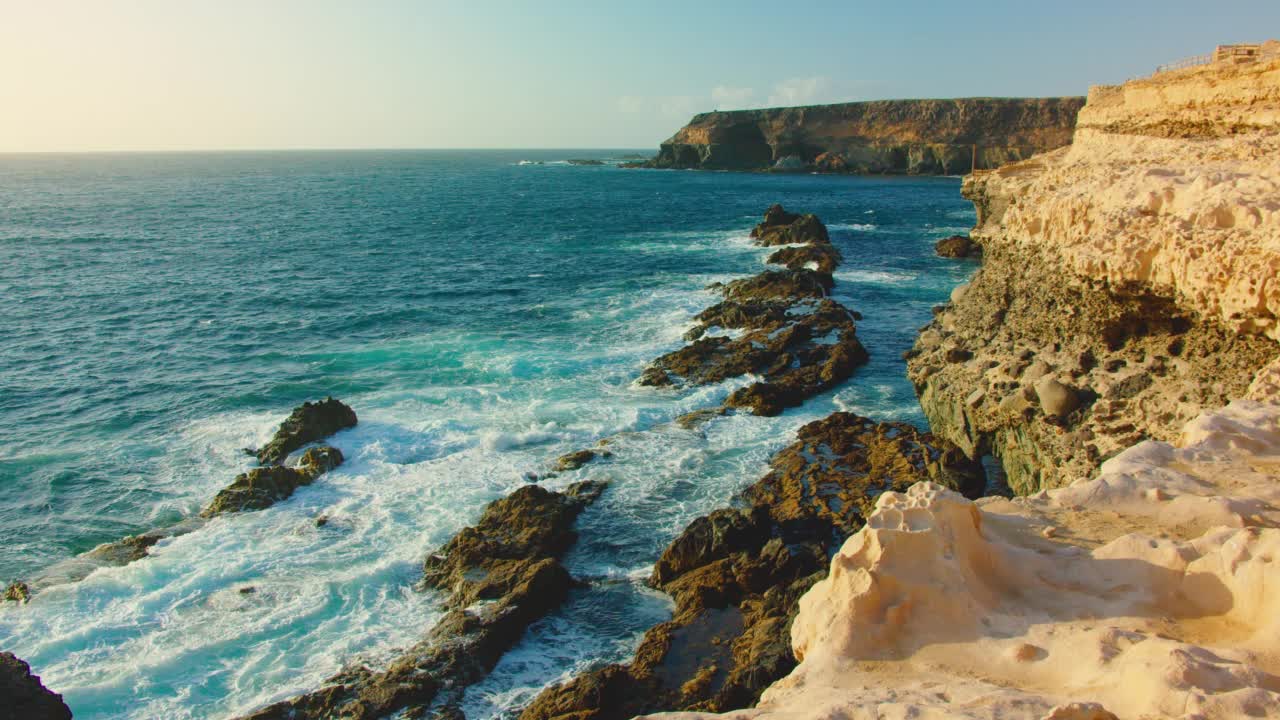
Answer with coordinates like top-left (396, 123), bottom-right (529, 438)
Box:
top-left (0, 150), bottom-right (975, 719)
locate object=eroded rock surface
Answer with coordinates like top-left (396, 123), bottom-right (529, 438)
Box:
top-left (0, 652), bottom-right (72, 720)
top-left (640, 207), bottom-right (868, 416)
top-left (520, 414), bottom-right (980, 720)
top-left (910, 55), bottom-right (1280, 494)
top-left (239, 481), bottom-right (606, 720)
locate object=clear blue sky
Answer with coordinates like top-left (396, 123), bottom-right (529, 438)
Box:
top-left (1, 0), bottom-right (1275, 151)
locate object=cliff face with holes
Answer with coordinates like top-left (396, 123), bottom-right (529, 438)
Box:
top-left (907, 53), bottom-right (1280, 495)
top-left (644, 97), bottom-right (1084, 174)
top-left (648, 48), bottom-right (1280, 720)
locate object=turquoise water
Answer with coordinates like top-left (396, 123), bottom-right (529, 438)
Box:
top-left (0, 150), bottom-right (975, 719)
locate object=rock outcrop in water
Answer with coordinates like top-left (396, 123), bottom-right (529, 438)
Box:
top-left (239, 480), bottom-right (607, 720)
top-left (0, 652), bottom-right (73, 720)
top-left (640, 98), bottom-right (1084, 173)
top-left (7, 400), bottom-right (355, 601)
top-left (520, 414), bottom-right (981, 720)
top-left (202, 445), bottom-right (344, 516)
top-left (659, 44), bottom-right (1280, 720)
top-left (639, 206), bottom-right (868, 416)
top-left (254, 397), bottom-right (357, 465)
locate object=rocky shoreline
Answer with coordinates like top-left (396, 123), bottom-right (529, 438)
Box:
top-left (653, 46), bottom-right (1280, 720)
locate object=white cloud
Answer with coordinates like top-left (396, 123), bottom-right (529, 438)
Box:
top-left (615, 95), bottom-right (647, 113)
top-left (710, 85), bottom-right (756, 110)
top-left (766, 77), bottom-right (829, 107)
top-left (657, 95), bottom-right (701, 118)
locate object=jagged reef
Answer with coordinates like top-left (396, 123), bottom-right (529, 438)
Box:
top-left (909, 52), bottom-right (1280, 494)
top-left (642, 97), bottom-right (1084, 173)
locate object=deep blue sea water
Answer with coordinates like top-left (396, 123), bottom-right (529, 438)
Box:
top-left (0, 150), bottom-right (975, 719)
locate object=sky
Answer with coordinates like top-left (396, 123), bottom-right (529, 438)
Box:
top-left (1, 0), bottom-right (1277, 152)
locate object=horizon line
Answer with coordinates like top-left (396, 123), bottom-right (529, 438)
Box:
top-left (0, 146), bottom-right (658, 156)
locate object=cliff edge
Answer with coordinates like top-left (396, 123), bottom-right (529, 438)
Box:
top-left (643, 97), bottom-right (1084, 174)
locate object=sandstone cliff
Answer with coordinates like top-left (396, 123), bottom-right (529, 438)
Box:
top-left (909, 51), bottom-right (1280, 494)
top-left (644, 97), bottom-right (1084, 174)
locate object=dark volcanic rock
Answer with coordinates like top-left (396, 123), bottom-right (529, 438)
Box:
top-left (202, 445), bottom-right (344, 517)
top-left (520, 413), bottom-right (981, 720)
top-left (766, 244), bottom-right (842, 274)
top-left (0, 652), bottom-right (73, 720)
top-left (255, 397), bottom-right (357, 465)
top-left (239, 481), bottom-right (607, 720)
top-left (935, 234), bottom-right (979, 258)
top-left (721, 269), bottom-right (832, 300)
top-left (749, 206), bottom-right (830, 246)
top-left (643, 298), bottom-right (867, 416)
top-left (639, 208), bottom-right (868, 415)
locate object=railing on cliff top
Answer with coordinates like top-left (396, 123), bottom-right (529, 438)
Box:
top-left (1154, 44), bottom-right (1267, 75)
top-left (1155, 53), bottom-right (1211, 74)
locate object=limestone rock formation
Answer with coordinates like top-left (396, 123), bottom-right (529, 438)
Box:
top-left (654, 398), bottom-right (1280, 720)
top-left (642, 97), bottom-right (1084, 173)
top-left (239, 480), bottom-right (606, 720)
top-left (520, 414), bottom-right (980, 720)
top-left (910, 54), bottom-right (1280, 494)
top-left (255, 397), bottom-right (357, 465)
top-left (0, 652), bottom-right (73, 720)
top-left (640, 207), bottom-right (868, 416)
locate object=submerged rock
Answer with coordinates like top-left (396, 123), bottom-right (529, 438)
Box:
top-left (0, 652), bottom-right (72, 720)
top-left (520, 413), bottom-right (979, 720)
top-left (239, 481), bottom-right (607, 720)
top-left (255, 397), bottom-right (357, 466)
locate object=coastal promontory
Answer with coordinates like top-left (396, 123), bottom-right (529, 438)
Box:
top-left (640, 97), bottom-right (1085, 174)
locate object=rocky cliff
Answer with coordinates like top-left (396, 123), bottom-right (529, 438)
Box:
top-left (643, 97), bottom-right (1084, 174)
top-left (909, 50), bottom-right (1280, 494)
top-left (652, 45), bottom-right (1280, 720)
